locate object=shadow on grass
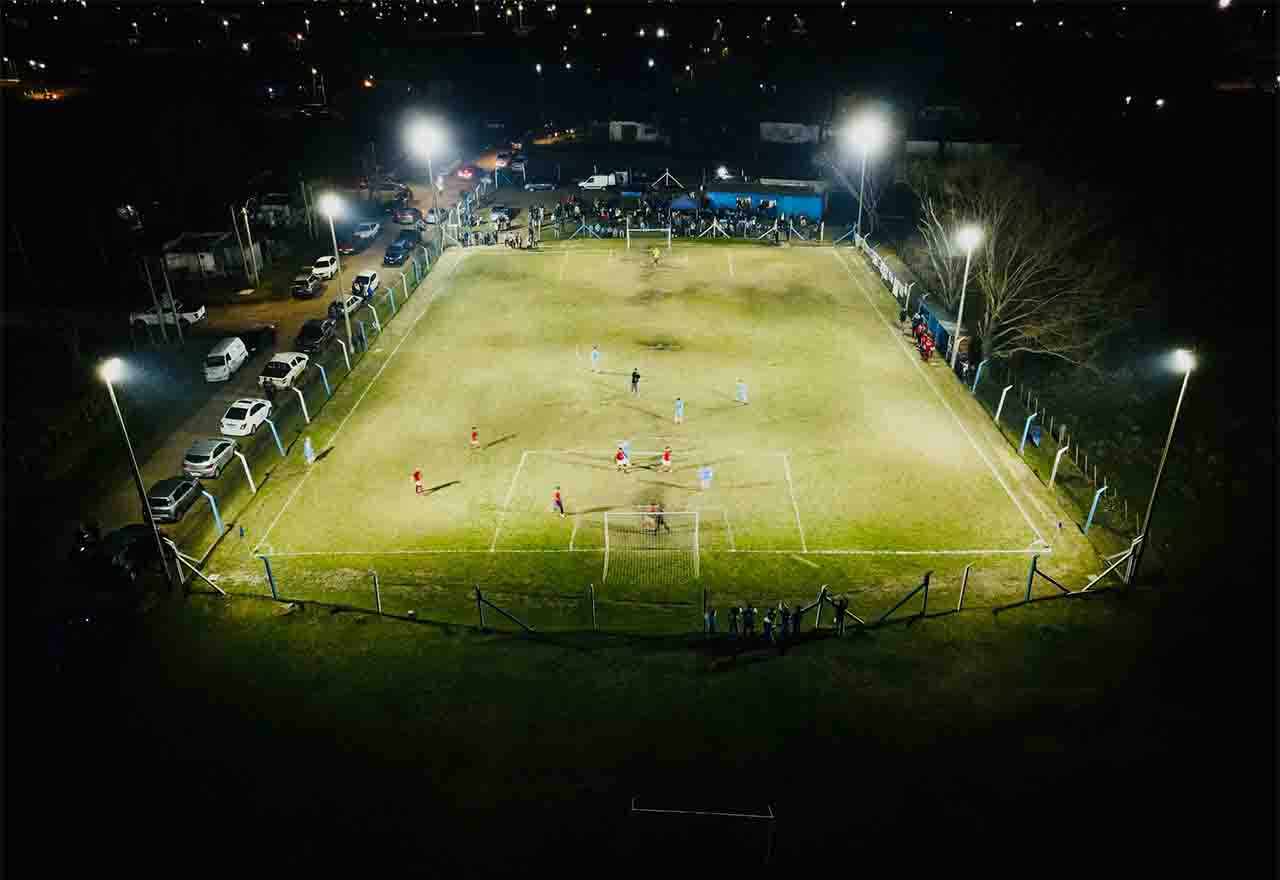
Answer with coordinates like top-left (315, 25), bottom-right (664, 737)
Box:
top-left (483, 433), bottom-right (518, 450)
top-left (425, 480), bottom-right (461, 495)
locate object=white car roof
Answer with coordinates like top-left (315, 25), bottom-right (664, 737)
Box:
top-left (269, 352), bottom-right (305, 361)
top-left (230, 397), bottom-right (270, 407)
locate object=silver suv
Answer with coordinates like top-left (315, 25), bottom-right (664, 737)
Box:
top-left (146, 476), bottom-right (202, 523)
top-left (182, 438), bottom-right (238, 479)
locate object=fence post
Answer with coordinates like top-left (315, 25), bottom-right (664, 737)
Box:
top-left (971, 359), bottom-right (989, 393)
top-left (589, 582), bottom-right (597, 630)
top-left (1050, 445), bottom-right (1070, 487)
top-left (1084, 485), bottom-right (1108, 535)
top-left (315, 363), bottom-right (331, 397)
top-left (292, 387), bottom-right (310, 423)
top-left (371, 569), bottom-right (382, 614)
top-left (995, 384), bottom-right (1014, 423)
top-left (474, 585), bottom-right (486, 630)
top-left (265, 419), bottom-right (286, 456)
top-left (233, 451), bottom-right (257, 493)
top-left (335, 338), bottom-right (351, 372)
top-left (1019, 411), bottom-right (1038, 455)
top-left (1025, 554), bottom-right (1039, 603)
top-left (957, 563), bottom-right (973, 611)
top-left (201, 491), bottom-right (224, 534)
top-left (919, 571), bottom-right (931, 617)
top-left (259, 554), bottom-right (278, 600)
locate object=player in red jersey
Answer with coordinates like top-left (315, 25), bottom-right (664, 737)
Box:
top-left (470, 426), bottom-right (480, 449)
top-left (552, 485), bottom-right (565, 518)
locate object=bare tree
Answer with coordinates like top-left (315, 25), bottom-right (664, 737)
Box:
top-left (907, 158), bottom-right (1136, 369)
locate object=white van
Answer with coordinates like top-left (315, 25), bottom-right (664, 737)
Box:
top-left (204, 337), bottom-right (249, 383)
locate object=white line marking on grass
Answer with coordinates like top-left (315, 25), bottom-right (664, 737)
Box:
top-left (781, 453), bottom-right (808, 553)
top-left (831, 250), bottom-right (1047, 546)
top-left (559, 250), bottom-right (567, 281)
top-left (267, 548), bottom-right (601, 557)
top-left (790, 553), bottom-right (820, 569)
top-left (490, 449), bottom-right (530, 551)
top-left (738, 548), bottom-right (1051, 556)
top-left (724, 509), bottom-right (736, 552)
top-left (252, 252), bottom-right (471, 554)
top-left (727, 251), bottom-right (735, 278)
top-left (261, 546), bottom-right (1045, 559)
top-left (570, 514), bottom-right (580, 550)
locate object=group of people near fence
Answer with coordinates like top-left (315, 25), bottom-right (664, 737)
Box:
top-left (906, 309), bottom-right (937, 362)
top-left (704, 591), bottom-right (855, 644)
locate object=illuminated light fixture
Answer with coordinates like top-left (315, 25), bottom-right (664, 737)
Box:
top-left (648, 58), bottom-right (655, 67)
top-left (535, 63), bottom-right (542, 73)
top-left (657, 27), bottom-right (665, 38)
top-left (639, 28), bottom-right (645, 36)
top-left (1217, 0), bottom-right (1231, 8)
top-left (586, 5), bottom-right (592, 13)
top-left (1015, 20), bottom-right (1023, 27)
top-left (1154, 98), bottom-right (1165, 108)
top-left (1125, 95), bottom-right (1132, 104)
top-left (241, 41), bottom-right (250, 51)
top-left (1174, 349), bottom-right (1195, 372)
top-left (364, 79), bottom-right (374, 87)
top-left (716, 166), bottom-right (730, 179)
top-left (565, 62), bottom-right (572, 69)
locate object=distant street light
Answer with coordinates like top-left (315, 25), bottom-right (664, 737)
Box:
top-left (565, 62), bottom-right (572, 70)
top-left (241, 42), bottom-right (250, 52)
top-left (648, 58), bottom-right (655, 68)
top-left (1126, 349), bottom-right (1196, 585)
top-left (408, 119), bottom-right (445, 222)
top-left (950, 225), bottom-right (983, 369)
top-left (1217, 0), bottom-right (1231, 9)
top-left (1154, 98), bottom-right (1165, 108)
top-left (845, 113), bottom-right (889, 241)
top-left (319, 195), bottom-right (354, 347)
top-left (657, 27), bottom-right (666, 38)
top-left (99, 358), bottom-right (178, 592)
top-left (535, 63), bottom-right (542, 73)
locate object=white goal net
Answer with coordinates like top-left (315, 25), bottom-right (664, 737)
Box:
top-left (603, 511), bottom-right (699, 586)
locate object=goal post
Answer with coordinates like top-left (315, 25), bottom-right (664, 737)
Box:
top-left (626, 221), bottom-right (673, 251)
top-left (603, 511), bottom-right (699, 586)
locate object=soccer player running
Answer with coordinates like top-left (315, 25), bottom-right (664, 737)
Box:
top-left (736, 378), bottom-right (749, 405)
top-left (615, 445), bottom-right (630, 472)
top-left (470, 426), bottom-right (480, 449)
top-left (661, 445), bottom-right (673, 472)
top-left (673, 397), bottom-right (684, 424)
top-left (649, 246), bottom-right (661, 267)
top-left (655, 502), bottom-right (671, 534)
top-left (590, 344), bottom-right (601, 373)
top-left (630, 368), bottom-right (641, 395)
top-left (552, 485), bottom-right (565, 518)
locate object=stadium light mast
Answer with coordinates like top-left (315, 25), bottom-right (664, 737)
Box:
top-left (99, 358), bottom-right (178, 592)
top-left (1125, 349), bottom-right (1195, 586)
top-left (846, 114), bottom-right (888, 242)
top-left (408, 119), bottom-right (445, 221)
top-left (319, 195), bottom-right (353, 347)
top-left (950, 224), bottom-right (982, 369)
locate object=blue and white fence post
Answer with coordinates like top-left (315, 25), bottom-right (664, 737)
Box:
top-left (315, 363), bottom-right (330, 396)
top-left (1050, 444), bottom-right (1070, 488)
top-left (292, 387), bottom-right (310, 424)
top-left (971, 359), bottom-right (989, 393)
top-left (995, 384), bottom-right (1014, 423)
top-left (1019, 411), bottom-right (1039, 455)
top-left (265, 418), bottom-right (285, 456)
top-left (258, 554), bottom-right (278, 600)
top-left (201, 491), bottom-right (224, 534)
top-left (234, 451), bottom-right (256, 493)
top-left (1084, 485), bottom-right (1108, 535)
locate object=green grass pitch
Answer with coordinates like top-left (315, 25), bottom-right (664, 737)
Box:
top-left (212, 241), bottom-right (1085, 625)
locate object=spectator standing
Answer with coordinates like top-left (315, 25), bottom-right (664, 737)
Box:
top-left (630, 368), bottom-right (641, 395)
top-left (728, 605), bottom-right (740, 636)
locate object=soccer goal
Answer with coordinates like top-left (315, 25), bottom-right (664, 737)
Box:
top-left (603, 511), bottom-right (699, 586)
top-left (626, 223), bottom-right (673, 251)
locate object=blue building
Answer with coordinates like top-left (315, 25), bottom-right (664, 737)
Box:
top-left (703, 182), bottom-right (824, 221)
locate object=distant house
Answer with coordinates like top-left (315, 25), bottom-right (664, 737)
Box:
top-left (162, 231), bottom-right (258, 277)
top-left (609, 120), bottom-right (667, 145)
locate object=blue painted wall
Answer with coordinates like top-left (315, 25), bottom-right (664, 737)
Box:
top-left (704, 190), bottom-right (824, 221)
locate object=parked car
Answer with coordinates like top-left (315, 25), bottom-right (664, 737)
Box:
top-left (312, 255), bottom-right (339, 279)
top-left (203, 337), bottom-right (249, 383)
top-left (394, 206), bottom-right (422, 225)
top-left (383, 243), bottom-right (410, 266)
top-left (354, 221), bottom-right (381, 239)
top-left (420, 207), bottom-right (443, 224)
top-left (351, 270), bottom-right (380, 298)
top-left (182, 438), bottom-right (238, 479)
top-left (456, 165), bottom-right (476, 180)
top-left (258, 352), bottom-right (309, 390)
top-left (292, 273), bottom-right (325, 299)
top-left (329, 293), bottom-right (364, 319)
top-left (523, 179), bottom-right (556, 192)
top-left (396, 227), bottom-right (423, 246)
top-left (220, 398), bottom-right (272, 436)
top-left (294, 318), bottom-right (337, 355)
top-left (338, 237), bottom-right (367, 256)
top-left (145, 476), bottom-right (202, 524)
top-left (70, 523), bottom-right (165, 591)
top-left (130, 301), bottom-right (206, 332)
top-left (240, 324), bottom-right (278, 355)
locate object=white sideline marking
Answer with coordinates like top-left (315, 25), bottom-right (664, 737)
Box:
top-left (558, 250), bottom-right (567, 281)
top-left (490, 449), bottom-right (530, 551)
top-left (252, 252), bottom-right (470, 554)
top-left (727, 251), bottom-right (735, 278)
top-left (738, 548), bottom-right (1052, 556)
top-left (781, 453), bottom-right (808, 553)
top-left (791, 553), bottom-right (820, 569)
top-left (831, 250), bottom-right (1047, 546)
top-left (569, 514), bottom-right (580, 550)
top-left (724, 509), bottom-right (736, 552)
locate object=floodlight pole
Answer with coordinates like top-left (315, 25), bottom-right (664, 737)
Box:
top-left (950, 246), bottom-right (974, 370)
top-left (326, 211), bottom-right (354, 347)
top-left (1125, 364), bottom-right (1192, 586)
top-left (103, 373), bottom-right (177, 591)
top-left (854, 148), bottom-right (868, 241)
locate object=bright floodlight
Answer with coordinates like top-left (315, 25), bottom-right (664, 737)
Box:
top-left (319, 194), bottom-right (341, 217)
top-left (956, 225), bottom-right (983, 252)
top-left (648, 58), bottom-right (655, 68)
top-left (409, 120), bottom-right (443, 158)
top-left (716, 166), bottom-right (730, 179)
top-left (100, 357), bottom-right (124, 384)
top-left (1174, 349), bottom-right (1195, 372)
top-left (1217, 0), bottom-right (1231, 9)
top-left (847, 114), bottom-right (889, 155)
top-left (535, 62), bottom-right (542, 73)
top-left (657, 27), bottom-right (665, 38)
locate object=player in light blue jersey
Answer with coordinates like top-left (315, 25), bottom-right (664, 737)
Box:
top-left (590, 344), bottom-right (601, 372)
top-left (736, 378), bottom-right (748, 405)
top-left (674, 397), bottom-right (684, 424)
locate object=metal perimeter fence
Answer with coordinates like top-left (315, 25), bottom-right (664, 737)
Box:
top-left (201, 546), bottom-right (1142, 638)
top-left (161, 246), bottom-right (440, 581)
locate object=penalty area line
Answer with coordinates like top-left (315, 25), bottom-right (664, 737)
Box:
top-left (257, 546), bottom-right (1048, 559)
top-left (490, 449), bottom-right (530, 552)
top-left (781, 453), bottom-right (807, 553)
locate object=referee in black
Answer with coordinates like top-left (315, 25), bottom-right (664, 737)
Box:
top-left (654, 502), bottom-right (671, 533)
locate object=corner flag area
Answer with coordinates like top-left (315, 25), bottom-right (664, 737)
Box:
top-left (210, 242), bottom-right (1092, 624)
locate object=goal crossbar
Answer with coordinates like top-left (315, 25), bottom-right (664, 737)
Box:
top-left (625, 218), bottom-right (672, 251)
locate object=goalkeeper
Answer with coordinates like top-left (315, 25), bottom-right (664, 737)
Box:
top-left (649, 246), bottom-right (661, 267)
